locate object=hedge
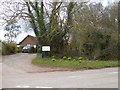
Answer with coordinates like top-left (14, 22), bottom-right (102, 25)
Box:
top-left (2, 42), bottom-right (17, 55)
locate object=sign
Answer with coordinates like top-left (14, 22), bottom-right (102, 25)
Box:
top-left (42, 46), bottom-right (50, 51)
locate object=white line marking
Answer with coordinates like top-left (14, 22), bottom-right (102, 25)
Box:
top-left (35, 86), bottom-right (53, 88)
top-left (35, 86), bottom-right (41, 88)
top-left (16, 85), bottom-right (52, 88)
top-left (16, 85), bottom-right (21, 88)
top-left (23, 85), bottom-right (30, 88)
top-left (41, 87), bottom-right (52, 88)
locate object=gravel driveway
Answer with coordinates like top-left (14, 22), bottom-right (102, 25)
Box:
top-left (2, 53), bottom-right (70, 74)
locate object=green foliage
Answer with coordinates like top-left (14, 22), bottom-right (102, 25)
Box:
top-left (2, 42), bottom-right (17, 55)
top-left (32, 58), bottom-right (118, 69)
top-left (29, 46), bottom-right (36, 53)
top-left (78, 57), bottom-right (83, 60)
top-left (73, 59), bottom-right (76, 61)
top-left (17, 46), bottom-right (23, 53)
top-left (37, 48), bottom-right (42, 53)
top-left (25, 2), bottom-right (76, 56)
top-left (71, 3), bottom-right (118, 60)
top-left (52, 58), bottom-right (56, 62)
top-left (63, 56), bottom-right (67, 60)
top-left (51, 55), bottom-right (56, 62)
top-left (67, 57), bottom-right (72, 61)
top-left (51, 55), bottom-right (55, 59)
top-left (2, 1), bottom-right (118, 60)
top-left (79, 60), bottom-right (82, 63)
top-left (81, 29), bottom-right (111, 59)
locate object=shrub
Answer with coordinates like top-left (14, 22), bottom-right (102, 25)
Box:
top-left (52, 58), bottom-right (56, 62)
top-left (17, 46), bottom-right (23, 53)
top-left (79, 60), bottom-right (82, 63)
top-left (2, 42), bottom-right (17, 55)
top-left (52, 55), bottom-right (55, 59)
top-left (63, 56), bottom-right (67, 60)
top-left (73, 59), bottom-right (76, 61)
top-left (59, 59), bottom-right (62, 61)
top-left (29, 46), bottom-right (36, 53)
top-left (37, 48), bottom-right (42, 53)
top-left (68, 57), bottom-right (72, 61)
top-left (78, 57), bottom-right (83, 60)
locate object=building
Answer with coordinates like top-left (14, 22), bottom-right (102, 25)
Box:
top-left (18, 35), bottom-right (37, 47)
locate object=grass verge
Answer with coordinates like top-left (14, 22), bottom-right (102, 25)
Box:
top-left (32, 58), bottom-right (119, 70)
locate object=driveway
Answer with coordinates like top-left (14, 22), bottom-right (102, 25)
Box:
top-left (1, 53), bottom-right (119, 88)
top-left (2, 53), bottom-right (70, 74)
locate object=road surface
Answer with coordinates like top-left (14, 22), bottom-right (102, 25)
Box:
top-left (0, 54), bottom-right (2, 89)
top-left (1, 53), bottom-right (119, 88)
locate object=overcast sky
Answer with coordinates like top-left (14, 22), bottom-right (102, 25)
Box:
top-left (0, 0), bottom-right (118, 44)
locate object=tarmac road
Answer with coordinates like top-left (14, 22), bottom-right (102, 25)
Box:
top-left (1, 53), bottom-right (119, 88)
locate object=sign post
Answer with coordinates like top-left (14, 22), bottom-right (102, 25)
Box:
top-left (42, 46), bottom-right (50, 58)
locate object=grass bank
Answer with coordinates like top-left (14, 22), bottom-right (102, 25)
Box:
top-left (32, 58), bottom-right (119, 70)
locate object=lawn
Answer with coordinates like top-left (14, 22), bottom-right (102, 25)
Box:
top-left (32, 58), bottom-right (119, 70)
